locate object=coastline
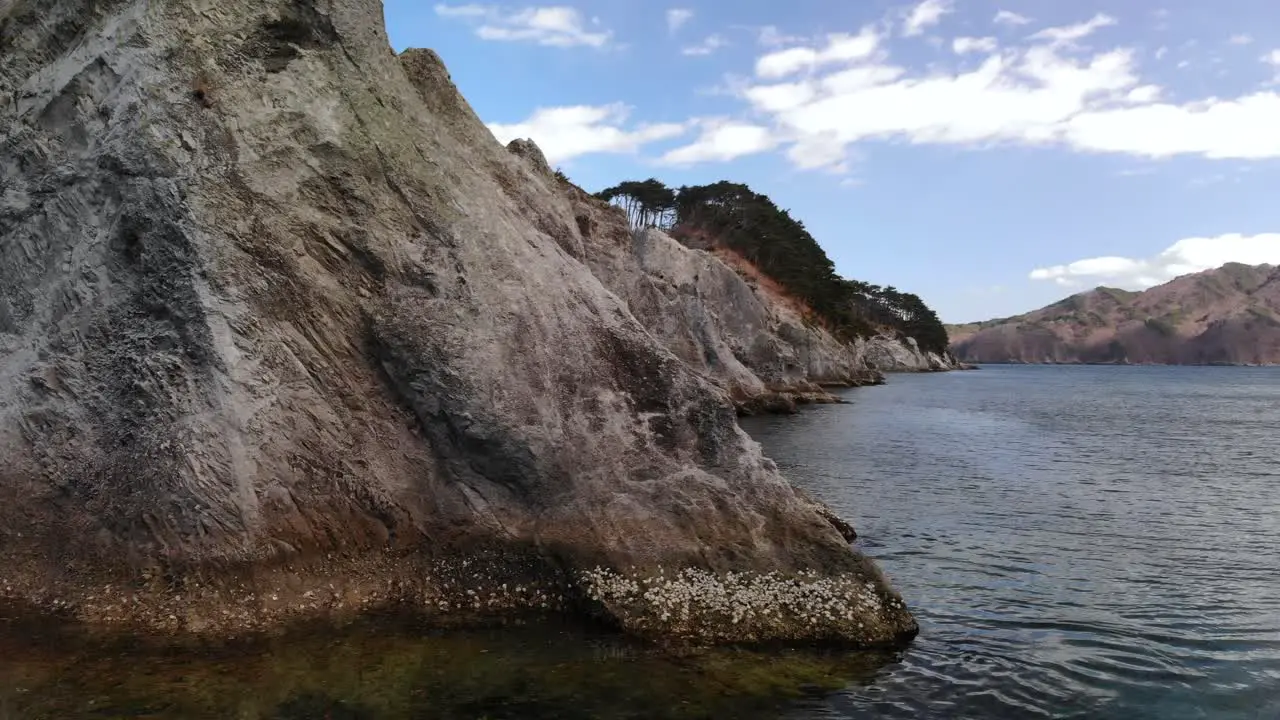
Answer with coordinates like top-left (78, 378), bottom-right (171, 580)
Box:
top-left (951, 360), bottom-right (1279, 367)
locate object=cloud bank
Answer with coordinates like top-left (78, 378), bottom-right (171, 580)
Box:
top-left (484, 5), bottom-right (1280, 173)
top-left (655, 10), bottom-right (1280, 170)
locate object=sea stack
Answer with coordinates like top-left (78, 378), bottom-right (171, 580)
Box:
top-left (0, 0), bottom-right (916, 645)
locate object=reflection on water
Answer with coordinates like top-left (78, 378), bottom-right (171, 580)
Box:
top-left (0, 614), bottom-right (899, 720)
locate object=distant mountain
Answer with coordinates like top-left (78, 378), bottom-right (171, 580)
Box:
top-left (948, 263), bottom-right (1280, 365)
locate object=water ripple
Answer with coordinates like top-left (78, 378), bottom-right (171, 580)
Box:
top-left (744, 365), bottom-right (1280, 720)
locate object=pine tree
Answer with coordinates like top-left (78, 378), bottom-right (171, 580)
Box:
top-left (597, 178), bottom-right (950, 352)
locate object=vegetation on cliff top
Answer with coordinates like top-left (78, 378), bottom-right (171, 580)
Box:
top-left (594, 179), bottom-right (950, 354)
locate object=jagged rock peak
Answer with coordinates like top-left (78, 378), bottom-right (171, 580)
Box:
top-left (398, 46), bottom-right (479, 125)
top-left (507, 138), bottom-right (554, 178)
top-left (0, 0), bottom-right (917, 646)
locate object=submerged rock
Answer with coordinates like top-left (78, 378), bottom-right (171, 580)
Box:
top-left (0, 615), bottom-right (900, 719)
top-left (0, 0), bottom-right (916, 645)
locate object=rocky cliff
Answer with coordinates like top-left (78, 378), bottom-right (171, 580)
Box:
top-left (507, 166), bottom-right (953, 413)
top-left (949, 263), bottom-right (1280, 365)
top-left (0, 0), bottom-right (919, 645)
top-left (859, 334), bottom-right (958, 373)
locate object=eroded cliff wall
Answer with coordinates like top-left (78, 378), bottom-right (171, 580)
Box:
top-left (0, 0), bottom-right (916, 644)
top-left (572, 215), bottom-right (883, 410)
top-left (497, 153), bottom-right (952, 412)
top-left (860, 335), bottom-right (958, 372)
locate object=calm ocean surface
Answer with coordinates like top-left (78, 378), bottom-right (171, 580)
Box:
top-left (4, 365), bottom-right (1278, 719)
top-left (743, 364), bottom-right (1280, 719)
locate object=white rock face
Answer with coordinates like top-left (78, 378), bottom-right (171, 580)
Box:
top-left (564, 212), bottom-right (958, 401)
top-left (568, 215), bottom-right (883, 408)
top-left (0, 0), bottom-right (918, 644)
top-left (861, 335), bottom-right (958, 372)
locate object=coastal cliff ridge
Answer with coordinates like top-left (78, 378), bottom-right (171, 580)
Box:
top-left (0, 0), bottom-right (924, 646)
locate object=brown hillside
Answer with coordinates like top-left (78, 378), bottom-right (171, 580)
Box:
top-left (672, 226), bottom-right (903, 337)
top-left (948, 263), bottom-right (1280, 365)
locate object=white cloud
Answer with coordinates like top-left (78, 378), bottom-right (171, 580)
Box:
top-left (1154, 46), bottom-right (1168, 60)
top-left (786, 133), bottom-right (851, 171)
top-left (434, 4), bottom-right (612, 48)
top-left (1029, 13), bottom-right (1117, 46)
top-left (1029, 234), bottom-right (1280, 289)
top-left (820, 65), bottom-right (907, 93)
top-left (488, 104), bottom-right (687, 163)
top-left (435, 3), bottom-right (489, 17)
top-left (993, 10), bottom-right (1031, 27)
top-left (756, 25), bottom-right (804, 47)
top-left (756, 26), bottom-right (879, 78)
top-left (1266, 49), bottom-right (1280, 81)
top-left (666, 8), bottom-right (693, 34)
top-left (743, 81), bottom-right (818, 112)
top-left (736, 42), bottom-right (1145, 171)
top-left (903, 0), bottom-right (953, 37)
top-left (660, 121), bottom-right (779, 164)
top-left (1229, 34), bottom-right (1254, 46)
top-left (1125, 84), bottom-right (1161, 103)
top-left (1064, 93), bottom-right (1280, 159)
top-left (953, 36), bottom-right (998, 55)
top-left (683, 34), bottom-right (729, 56)
top-left (490, 10), bottom-right (1280, 172)
top-left (683, 11), bottom-right (1280, 171)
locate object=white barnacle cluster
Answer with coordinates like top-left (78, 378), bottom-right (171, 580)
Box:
top-left (424, 557), bottom-right (567, 615)
top-left (580, 566), bottom-right (900, 637)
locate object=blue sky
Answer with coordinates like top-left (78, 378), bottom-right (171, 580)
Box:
top-left (384, 0), bottom-right (1280, 323)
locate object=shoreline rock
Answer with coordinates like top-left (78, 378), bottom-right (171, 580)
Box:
top-left (0, 545), bottom-right (918, 649)
top-left (0, 0), bottom-right (919, 646)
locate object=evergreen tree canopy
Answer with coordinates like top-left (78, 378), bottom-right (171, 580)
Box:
top-left (595, 178), bottom-right (677, 230)
top-left (594, 179), bottom-right (951, 355)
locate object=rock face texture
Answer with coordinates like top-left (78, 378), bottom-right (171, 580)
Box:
top-left (860, 335), bottom-right (957, 373)
top-left (530, 178), bottom-right (956, 412)
top-left (0, 0), bottom-right (917, 644)
top-left (570, 218), bottom-right (882, 412)
top-left (949, 263), bottom-right (1280, 365)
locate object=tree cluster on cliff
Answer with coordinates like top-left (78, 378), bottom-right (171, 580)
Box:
top-left (844, 280), bottom-right (950, 355)
top-left (595, 179), bottom-right (950, 354)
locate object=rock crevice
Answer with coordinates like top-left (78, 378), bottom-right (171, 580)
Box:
top-left (0, 0), bottom-right (919, 645)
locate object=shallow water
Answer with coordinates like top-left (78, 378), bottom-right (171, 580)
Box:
top-left (743, 365), bottom-right (1280, 719)
top-left (0, 616), bottom-right (898, 719)
top-left (4, 365), bottom-right (1279, 719)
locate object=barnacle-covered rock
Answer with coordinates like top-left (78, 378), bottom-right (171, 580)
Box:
top-left (0, 0), bottom-right (916, 646)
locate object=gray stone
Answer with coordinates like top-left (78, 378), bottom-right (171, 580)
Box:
top-left (0, 0), bottom-right (920, 645)
top-left (861, 334), bottom-right (960, 372)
